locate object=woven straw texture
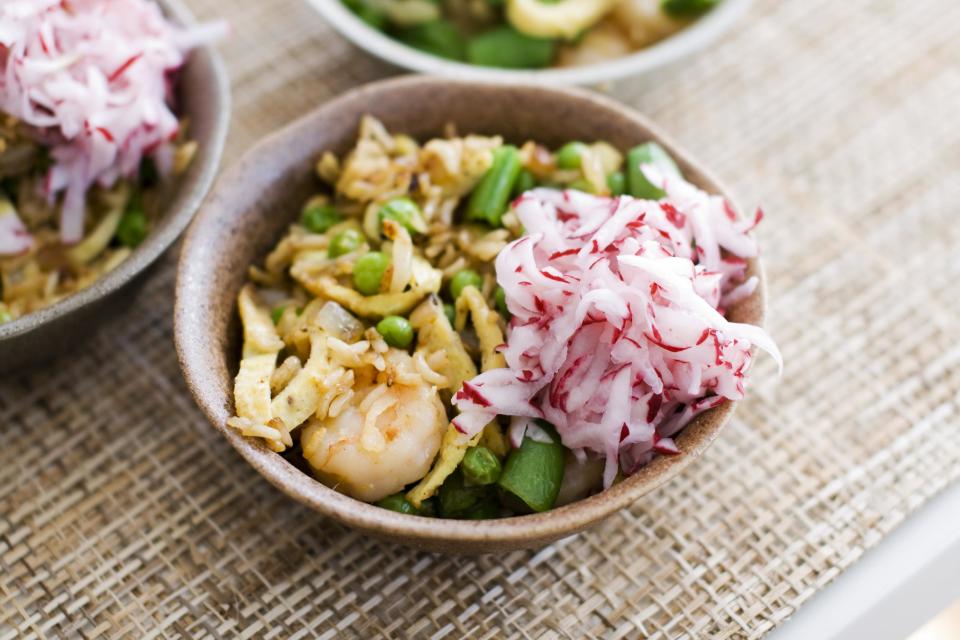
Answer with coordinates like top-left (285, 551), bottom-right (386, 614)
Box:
top-left (3, 0), bottom-right (960, 637)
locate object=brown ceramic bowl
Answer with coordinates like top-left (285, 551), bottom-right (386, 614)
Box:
top-left (175, 76), bottom-right (765, 553)
top-left (0, 0), bottom-right (229, 373)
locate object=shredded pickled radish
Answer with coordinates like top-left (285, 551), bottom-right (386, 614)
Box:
top-left (0, 0), bottom-right (226, 248)
top-left (452, 170), bottom-right (781, 487)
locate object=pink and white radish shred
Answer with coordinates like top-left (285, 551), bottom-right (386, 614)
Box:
top-left (452, 166), bottom-right (782, 488)
top-left (0, 0), bottom-right (226, 252)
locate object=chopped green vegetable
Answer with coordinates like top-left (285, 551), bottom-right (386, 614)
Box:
top-left (343, 0), bottom-right (387, 29)
top-left (466, 26), bottom-right (556, 69)
top-left (116, 209), bottom-right (148, 247)
top-left (607, 171), bottom-right (626, 196)
top-left (438, 470), bottom-right (488, 517)
top-left (556, 141), bottom-right (588, 170)
top-left (0, 309), bottom-right (12, 324)
top-left (466, 498), bottom-right (501, 519)
top-left (378, 197), bottom-right (427, 235)
top-left (376, 315), bottom-right (414, 348)
top-left (512, 169), bottom-right (536, 197)
top-left (497, 421), bottom-right (566, 512)
top-left (270, 306), bottom-right (285, 325)
top-left (397, 20), bottom-right (465, 60)
top-left (467, 145), bottom-right (522, 227)
top-left (494, 286), bottom-right (509, 318)
top-left (449, 269), bottom-right (483, 300)
top-left (353, 251), bottom-right (390, 295)
top-left (461, 446), bottom-right (502, 485)
top-left (626, 142), bottom-right (681, 200)
top-left (376, 493), bottom-right (418, 514)
top-left (568, 178), bottom-right (594, 194)
top-left (302, 204), bottom-right (340, 233)
top-left (661, 0), bottom-right (719, 17)
top-left (443, 302), bottom-right (456, 326)
top-left (328, 228), bottom-right (364, 258)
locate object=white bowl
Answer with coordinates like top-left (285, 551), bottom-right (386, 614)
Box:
top-left (307, 0), bottom-right (751, 85)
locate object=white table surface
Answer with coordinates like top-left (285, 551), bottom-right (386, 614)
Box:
top-left (770, 481), bottom-right (960, 640)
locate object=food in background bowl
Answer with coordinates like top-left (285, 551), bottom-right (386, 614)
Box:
top-left (342, 0), bottom-right (723, 69)
top-left (0, 0), bottom-right (224, 322)
top-left (229, 115), bottom-right (779, 519)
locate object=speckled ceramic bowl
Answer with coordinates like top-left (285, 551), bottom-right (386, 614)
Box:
top-left (0, 0), bottom-right (229, 373)
top-left (174, 76), bottom-right (765, 553)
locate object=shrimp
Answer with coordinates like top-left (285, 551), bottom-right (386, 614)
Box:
top-left (300, 380), bottom-right (447, 502)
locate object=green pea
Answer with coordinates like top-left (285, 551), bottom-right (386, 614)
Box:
top-left (116, 209), bottom-right (148, 247)
top-left (626, 142), bottom-right (681, 200)
top-left (449, 269), bottom-right (482, 300)
top-left (512, 169), bottom-right (536, 197)
top-left (443, 303), bottom-right (456, 326)
top-left (378, 197), bottom-right (427, 235)
top-left (328, 228), bottom-right (363, 258)
top-left (466, 26), bottom-right (556, 69)
top-left (467, 145), bottom-right (522, 227)
top-left (376, 315), bottom-right (414, 349)
top-left (376, 493), bottom-right (417, 514)
top-left (607, 171), bottom-right (626, 196)
top-left (271, 306), bottom-right (285, 325)
top-left (396, 20), bottom-right (465, 60)
top-left (556, 141), bottom-right (588, 170)
top-left (661, 0), bottom-right (719, 17)
top-left (438, 470), bottom-right (488, 517)
top-left (497, 421), bottom-right (566, 513)
top-left (462, 446), bottom-right (502, 485)
top-left (353, 251), bottom-right (390, 295)
top-left (494, 286), bottom-right (509, 318)
top-left (301, 203), bottom-right (340, 233)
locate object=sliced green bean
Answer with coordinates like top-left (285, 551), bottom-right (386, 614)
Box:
top-left (626, 142), bottom-right (681, 200)
top-left (467, 145), bottom-right (522, 227)
top-left (466, 27), bottom-right (556, 69)
top-left (607, 171), bottom-right (626, 196)
top-left (512, 169), bottom-right (536, 197)
top-left (497, 421), bottom-right (566, 513)
top-left (396, 20), bottom-right (465, 60)
top-left (438, 470), bottom-right (488, 517)
top-left (461, 446), bottom-right (502, 485)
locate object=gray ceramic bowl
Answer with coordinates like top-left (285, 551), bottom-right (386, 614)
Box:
top-left (0, 0), bottom-right (229, 373)
top-left (175, 76), bottom-right (765, 553)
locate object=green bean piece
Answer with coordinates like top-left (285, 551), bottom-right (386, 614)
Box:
top-left (449, 269), bottom-right (483, 301)
top-left (378, 196), bottom-right (428, 235)
top-left (270, 306), bottom-right (285, 325)
top-left (497, 421), bottom-right (566, 512)
top-left (116, 209), bottom-right (148, 247)
top-left (353, 251), bottom-right (390, 295)
top-left (328, 228), bottom-right (363, 258)
top-left (438, 470), bottom-right (488, 517)
top-left (466, 27), bottom-right (556, 69)
top-left (396, 20), bottom-right (465, 60)
top-left (302, 203), bottom-right (340, 233)
top-left (661, 0), bottom-right (719, 17)
top-left (607, 171), bottom-right (626, 196)
top-left (376, 315), bottom-right (414, 348)
top-left (467, 145), bottom-right (522, 227)
top-left (512, 169), bottom-right (536, 197)
top-left (626, 142), bottom-right (681, 200)
top-left (443, 303), bottom-right (456, 326)
top-left (466, 498), bottom-right (501, 519)
top-left (376, 493), bottom-right (417, 514)
top-left (494, 286), bottom-right (510, 318)
top-left (556, 141), bottom-right (588, 170)
top-left (462, 446), bottom-right (502, 485)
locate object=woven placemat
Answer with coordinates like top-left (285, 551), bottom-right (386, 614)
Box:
top-left (3, 0), bottom-right (960, 637)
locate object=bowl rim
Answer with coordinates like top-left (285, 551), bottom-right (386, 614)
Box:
top-left (306, 0), bottom-right (752, 86)
top-left (175, 75), bottom-right (766, 548)
top-left (0, 0), bottom-right (230, 343)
